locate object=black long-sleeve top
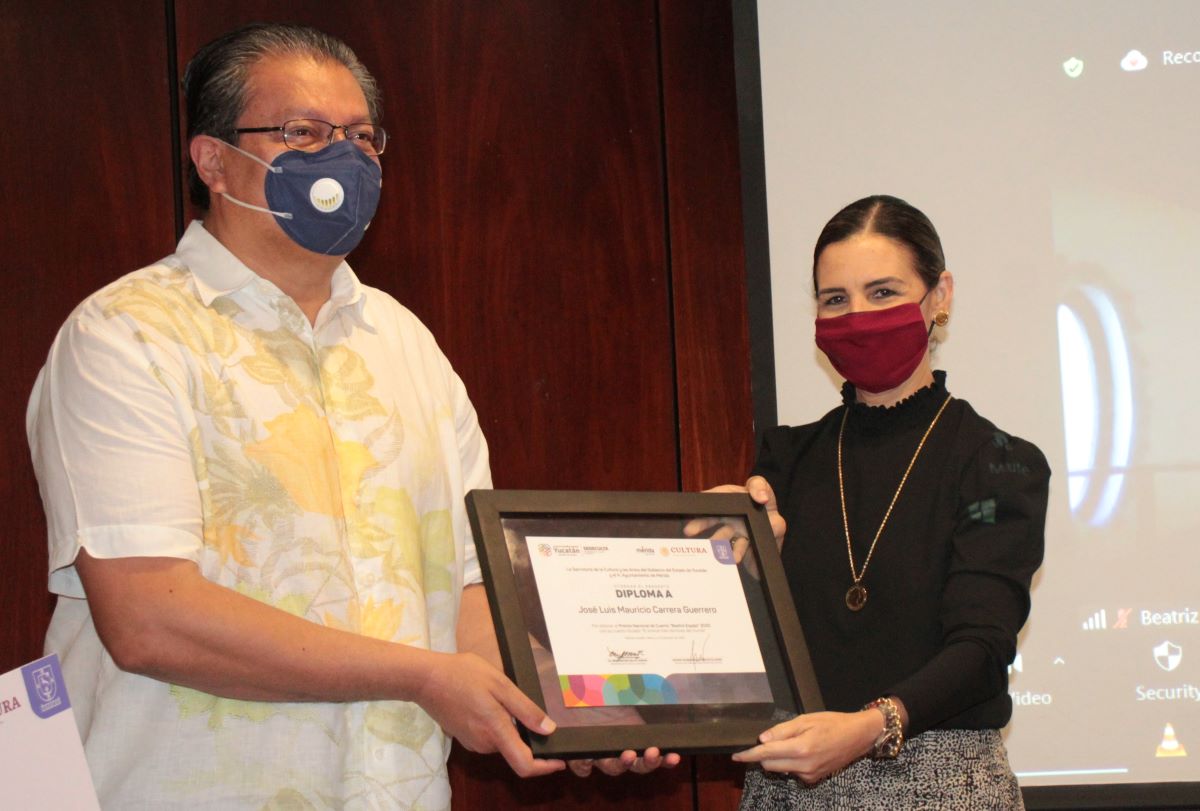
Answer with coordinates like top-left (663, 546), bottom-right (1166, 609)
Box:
top-left (754, 372), bottom-right (1049, 735)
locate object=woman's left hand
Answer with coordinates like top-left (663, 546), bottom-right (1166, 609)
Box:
top-left (731, 711), bottom-right (880, 784)
top-left (569, 747), bottom-right (681, 777)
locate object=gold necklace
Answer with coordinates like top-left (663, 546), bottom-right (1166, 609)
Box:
top-left (837, 394), bottom-right (953, 611)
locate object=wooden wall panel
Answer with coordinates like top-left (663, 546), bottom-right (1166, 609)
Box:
top-left (387, 3), bottom-right (680, 493)
top-left (660, 0), bottom-right (755, 493)
top-left (0, 0), bottom-right (177, 673)
top-left (659, 1), bottom-right (755, 805)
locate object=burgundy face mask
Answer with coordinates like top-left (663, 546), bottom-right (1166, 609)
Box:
top-left (814, 302), bottom-right (930, 394)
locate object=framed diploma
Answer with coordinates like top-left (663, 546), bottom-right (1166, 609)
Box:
top-left (465, 489), bottom-right (824, 758)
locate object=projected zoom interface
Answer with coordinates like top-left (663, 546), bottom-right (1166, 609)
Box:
top-left (1060, 42), bottom-right (1200, 76)
top-left (1012, 606), bottom-right (1197, 780)
top-left (1162, 48), bottom-right (1200, 65)
top-left (758, 0), bottom-right (1200, 794)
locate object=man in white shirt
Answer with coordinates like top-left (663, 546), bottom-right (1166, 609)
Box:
top-left (27, 22), bottom-right (563, 808)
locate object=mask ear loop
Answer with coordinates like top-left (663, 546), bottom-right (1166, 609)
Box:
top-left (221, 194), bottom-right (293, 220)
top-left (217, 141), bottom-right (294, 219)
top-left (221, 140), bottom-right (283, 173)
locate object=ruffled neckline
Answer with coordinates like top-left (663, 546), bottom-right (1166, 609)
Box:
top-left (840, 370), bottom-right (951, 434)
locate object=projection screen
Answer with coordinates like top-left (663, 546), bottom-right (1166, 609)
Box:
top-left (740, 1), bottom-right (1200, 804)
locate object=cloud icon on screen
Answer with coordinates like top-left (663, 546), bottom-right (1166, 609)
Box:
top-left (1121, 49), bottom-right (1148, 71)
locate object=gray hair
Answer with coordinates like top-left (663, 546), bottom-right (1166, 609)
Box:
top-left (182, 22), bottom-right (381, 209)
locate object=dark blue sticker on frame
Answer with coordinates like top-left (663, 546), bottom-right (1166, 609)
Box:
top-left (710, 538), bottom-right (735, 565)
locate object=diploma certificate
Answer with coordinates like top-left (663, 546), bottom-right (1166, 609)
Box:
top-left (467, 489), bottom-right (823, 757)
top-left (527, 536), bottom-right (769, 708)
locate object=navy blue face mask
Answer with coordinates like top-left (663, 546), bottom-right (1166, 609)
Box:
top-left (221, 139), bottom-right (383, 256)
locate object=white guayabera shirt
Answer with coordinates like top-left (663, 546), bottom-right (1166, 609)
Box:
top-left (27, 221), bottom-right (488, 810)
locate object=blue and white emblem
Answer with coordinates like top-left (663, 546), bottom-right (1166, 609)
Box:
top-left (33, 664), bottom-right (58, 703)
top-left (20, 654), bottom-right (70, 718)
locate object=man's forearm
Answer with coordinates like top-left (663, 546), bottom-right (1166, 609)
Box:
top-left (457, 583), bottom-right (503, 670)
top-left (77, 550), bottom-right (441, 703)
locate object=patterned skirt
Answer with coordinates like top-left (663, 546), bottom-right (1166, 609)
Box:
top-left (739, 729), bottom-right (1023, 810)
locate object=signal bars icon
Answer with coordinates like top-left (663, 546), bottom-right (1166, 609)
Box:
top-left (1082, 609), bottom-right (1107, 630)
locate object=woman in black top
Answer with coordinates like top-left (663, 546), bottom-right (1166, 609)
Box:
top-left (730, 195), bottom-right (1049, 809)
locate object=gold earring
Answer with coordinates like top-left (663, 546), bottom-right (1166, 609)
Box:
top-left (933, 311), bottom-right (950, 327)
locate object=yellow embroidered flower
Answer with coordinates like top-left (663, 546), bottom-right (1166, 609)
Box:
top-left (240, 327), bottom-right (319, 398)
top-left (364, 701), bottom-right (438, 753)
top-left (324, 595), bottom-right (404, 641)
top-left (320, 345), bottom-right (385, 420)
top-left (204, 522), bottom-right (257, 567)
top-left (420, 510), bottom-right (455, 596)
top-left (101, 271), bottom-right (237, 359)
top-left (354, 486), bottom-right (421, 568)
top-left (244, 404), bottom-right (377, 518)
top-left (262, 789), bottom-right (317, 811)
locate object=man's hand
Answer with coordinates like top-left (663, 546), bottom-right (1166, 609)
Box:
top-left (418, 651), bottom-right (565, 777)
top-left (568, 747), bottom-right (681, 777)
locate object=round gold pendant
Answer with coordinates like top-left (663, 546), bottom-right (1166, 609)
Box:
top-left (845, 584), bottom-right (868, 611)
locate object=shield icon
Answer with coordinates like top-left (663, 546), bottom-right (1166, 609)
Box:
top-left (33, 664), bottom-right (58, 703)
top-left (1153, 641), bottom-right (1183, 672)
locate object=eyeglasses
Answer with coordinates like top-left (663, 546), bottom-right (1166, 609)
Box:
top-left (232, 118), bottom-right (387, 156)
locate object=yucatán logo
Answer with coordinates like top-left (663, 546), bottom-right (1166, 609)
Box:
top-left (20, 654), bottom-right (71, 719)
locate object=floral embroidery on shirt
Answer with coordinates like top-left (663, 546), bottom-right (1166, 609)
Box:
top-left (34, 224), bottom-right (483, 809)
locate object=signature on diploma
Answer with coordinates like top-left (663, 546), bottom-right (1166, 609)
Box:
top-left (672, 635), bottom-right (721, 671)
top-left (607, 648), bottom-right (647, 663)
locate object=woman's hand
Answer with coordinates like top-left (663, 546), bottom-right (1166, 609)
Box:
top-left (731, 710), bottom-right (881, 784)
top-left (684, 476), bottom-right (786, 564)
top-left (704, 476), bottom-right (785, 550)
top-left (568, 747), bottom-right (682, 777)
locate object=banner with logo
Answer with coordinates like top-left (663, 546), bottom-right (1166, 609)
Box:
top-left (0, 654), bottom-right (99, 809)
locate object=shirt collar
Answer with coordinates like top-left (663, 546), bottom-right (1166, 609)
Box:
top-left (325, 263), bottom-right (373, 330)
top-left (177, 220), bottom-right (373, 328)
top-left (177, 220), bottom-right (256, 305)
